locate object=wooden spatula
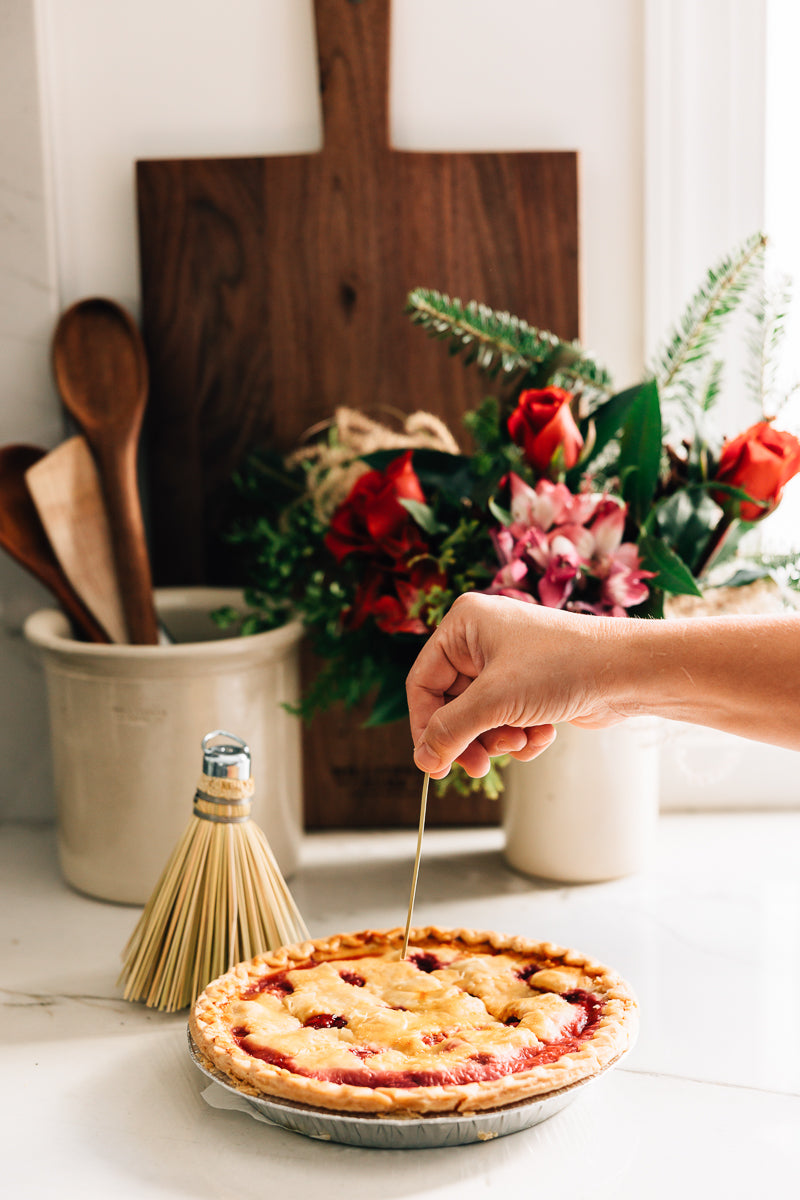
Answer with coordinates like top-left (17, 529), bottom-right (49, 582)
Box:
top-left (0, 443), bottom-right (110, 642)
top-left (52, 298), bottom-right (159, 644)
top-left (25, 436), bottom-right (130, 644)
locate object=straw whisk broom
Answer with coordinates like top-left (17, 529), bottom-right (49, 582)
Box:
top-left (120, 730), bottom-right (309, 1012)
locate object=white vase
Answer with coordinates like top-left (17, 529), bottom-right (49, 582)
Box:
top-left (24, 588), bottom-right (304, 905)
top-left (501, 718), bottom-right (661, 883)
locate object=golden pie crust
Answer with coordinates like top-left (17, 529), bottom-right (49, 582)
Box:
top-left (189, 926), bottom-right (638, 1115)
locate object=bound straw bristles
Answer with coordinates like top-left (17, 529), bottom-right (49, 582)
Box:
top-left (119, 731), bottom-right (309, 1013)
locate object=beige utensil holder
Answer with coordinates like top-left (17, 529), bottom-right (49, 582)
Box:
top-left (25, 588), bottom-right (304, 905)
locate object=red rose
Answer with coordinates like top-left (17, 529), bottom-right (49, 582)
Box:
top-left (325, 451), bottom-right (427, 562)
top-left (713, 421), bottom-right (800, 522)
top-left (507, 387), bottom-right (583, 475)
top-left (347, 559), bottom-right (446, 635)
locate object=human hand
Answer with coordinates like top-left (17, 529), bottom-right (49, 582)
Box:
top-left (406, 592), bottom-right (627, 779)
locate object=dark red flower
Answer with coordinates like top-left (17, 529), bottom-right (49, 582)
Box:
top-left (713, 421), bottom-right (800, 522)
top-left (507, 387), bottom-right (584, 475)
top-left (324, 451), bottom-right (427, 562)
top-left (347, 559), bottom-right (446, 635)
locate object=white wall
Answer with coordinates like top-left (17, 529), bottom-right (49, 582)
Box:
top-left (39, 0), bottom-right (645, 384)
top-left (0, 0), bottom-right (62, 821)
top-left (0, 0), bottom-right (647, 821)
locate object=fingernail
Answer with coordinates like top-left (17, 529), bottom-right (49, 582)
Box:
top-left (414, 742), bottom-right (445, 772)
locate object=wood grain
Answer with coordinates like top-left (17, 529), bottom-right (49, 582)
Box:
top-left (0, 444), bottom-right (111, 643)
top-left (136, 0), bottom-right (580, 827)
top-left (25, 437), bottom-right (130, 644)
top-left (52, 298), bottom-right (159, 645)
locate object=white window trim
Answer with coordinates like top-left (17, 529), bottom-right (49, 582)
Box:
top-left (643, 0), bottom-right (767, 364)
top-left (643, 1), bottom-right (800, 811)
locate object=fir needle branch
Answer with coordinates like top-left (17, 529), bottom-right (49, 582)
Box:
top-left (653, 232), bottom-right (767, 395)
top-left (406, 287), bottom-right (612, 393)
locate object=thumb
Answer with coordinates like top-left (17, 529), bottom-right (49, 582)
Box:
top-left (413, 676), bottom-right (501, 775)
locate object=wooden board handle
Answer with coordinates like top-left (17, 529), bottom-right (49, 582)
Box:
top-left (315, 0), bottom-right (390, 154)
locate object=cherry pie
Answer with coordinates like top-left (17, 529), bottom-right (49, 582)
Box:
top-left (189, 926), bottom-right (637, 1115)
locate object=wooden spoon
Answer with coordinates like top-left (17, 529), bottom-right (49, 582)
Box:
top-left (52, 298), bottom-right (159, 644)
top-left (26, 436), bottom-right (130, 645)
top-left (0, 444), bottom-right (110, 642)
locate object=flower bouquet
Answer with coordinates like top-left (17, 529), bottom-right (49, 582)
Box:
top-left (218, 232), bottom-right (800, 790)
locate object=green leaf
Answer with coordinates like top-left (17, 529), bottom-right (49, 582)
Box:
top-left (572, 383), bottom-right (649, 479)
top-left (700, 480), bottom-right (769, 513)
top-left (618, 379), bottom-right (663, 525)
top-left (362, 687), bottom-right (410, 727)
top-left (488, 496), bottom-right (512, 525)
top-left (638, 534), bottom-right (703, 597)
top-left (399, 498), bottom-right (448, 535)
top-left (361, 657), bottom-right (413, 727)
top-left (648, 487), bottom-right (722, 574)
top-left (715, 565), bottom-right (772, 588)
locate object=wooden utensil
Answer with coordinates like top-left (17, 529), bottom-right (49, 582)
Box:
top-left (52, 297), bottom-right (159, 644)
top-left (0, 443), bottom-right (110, 642)
top-left (25, 436), bottom-right (130, 645)
top-left (136, 0), bottom-right (580, 828)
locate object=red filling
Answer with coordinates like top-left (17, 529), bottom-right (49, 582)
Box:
top-left (516, 963), bottom-right (543, 983)
top-left (421, 1031), bottom-right (450, 1046)
top-left (233, 981), bottom-right (603, 1089)
top-left (235, 1033), bottom-right (598, 1087)
top-left (243, 970), bottom-right (297, 1000)
top-left (340, 971), bottom-right (366, 987)
top-left (563, 989), bottom-right (602, 1033)
top-left (410, 951), bottom-right (444, 973)
top-left (304, 1014), bottom-right (347, 1029)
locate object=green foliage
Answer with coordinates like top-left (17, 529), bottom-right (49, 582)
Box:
top-left (615, 381), bottom-right (663, 526)
top-left (569, 382), bottom-right (650, 484)
top-left (645, 487), bottom-right (722, 576)
top-left (215, 452), bottom-right (328, 632)
top-left (636, 534), bottom-right (703, 598)
top-left (745, 275), bottom-right (793, 416)
top-left (650, 231), bottom-right (767, 431)
top-left (434, 756), bottom-right (510, 802)
top-left (406, 288), bottom-right (612, 397)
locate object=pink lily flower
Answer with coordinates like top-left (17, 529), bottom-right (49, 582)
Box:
top-left (537, 534), bottom-right (581, 608)
top-left (601, 543), bottom-right (654, 608)
top-left (588, 498), bottom-right (627, 557)
top-left (507, 474), bottom-right (575, 533)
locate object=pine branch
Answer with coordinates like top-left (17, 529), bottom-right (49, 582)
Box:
top-left (745, 275), bottom-right (792, 416)
top-left (700, 359), bottom-right (724, 414)
top-left (406, 287), bottom-right (612, 395)
top-left (651, 232), bottom-right (767, 399)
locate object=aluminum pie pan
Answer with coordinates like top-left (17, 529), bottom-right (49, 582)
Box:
top-left (188, 1030), bottom-right (630, 1149)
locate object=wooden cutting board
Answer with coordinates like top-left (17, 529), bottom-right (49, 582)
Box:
top-left (136, 0), bottom-right (580, 829)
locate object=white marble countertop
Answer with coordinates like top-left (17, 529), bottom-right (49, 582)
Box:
top-left (3, 814), bottom-right (799, 1197)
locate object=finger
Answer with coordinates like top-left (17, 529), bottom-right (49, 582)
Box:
top-left (454, 725), bottom-right (555, 777)
top-left (510, 725), bottom-right (557, 761)
top-left (415, 724), bottom-right (556, 779)
top-left (406, 644), bottom-right (474, 748)
top-left (412, 675), bottom-right (505, 775)
top-left (454, 739), bottom-right (492, 778)
top-left (478, 725), bottom-right (528, 758)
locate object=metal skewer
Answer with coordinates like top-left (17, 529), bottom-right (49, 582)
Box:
top-left (401, 771), bottom-right (430, 959)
